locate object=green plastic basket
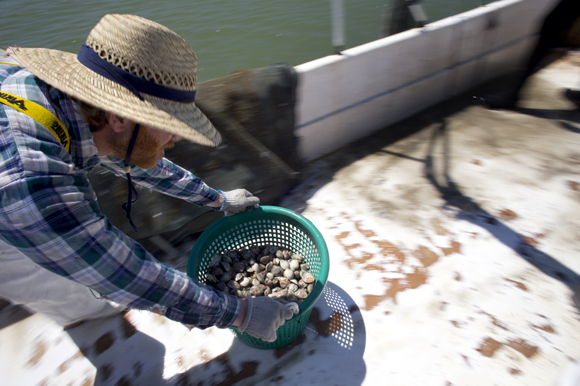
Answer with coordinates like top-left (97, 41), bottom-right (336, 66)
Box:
top-left (187, 205), bottom-right (329, 349)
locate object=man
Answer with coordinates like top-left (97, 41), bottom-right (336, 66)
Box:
top-left (0, 14), bottom-right (293, 343)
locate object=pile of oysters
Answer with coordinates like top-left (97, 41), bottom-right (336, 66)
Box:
top-left (204, 244), bottom-right (316, 304)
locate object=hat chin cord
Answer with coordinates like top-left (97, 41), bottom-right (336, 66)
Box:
top-left (122, 124), bottom-right (140, 232)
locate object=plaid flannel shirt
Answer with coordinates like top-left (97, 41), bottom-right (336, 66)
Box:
top-left (0, 64), bottom-right (239, 327)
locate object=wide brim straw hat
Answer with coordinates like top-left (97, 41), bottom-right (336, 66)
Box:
top-left (7, 14), bottom-right (221, 147)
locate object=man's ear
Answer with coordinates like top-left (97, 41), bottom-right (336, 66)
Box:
top-left (106, 113), bottom-right (133, 134)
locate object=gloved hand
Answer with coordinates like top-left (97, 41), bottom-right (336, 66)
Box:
top-left (221, 189), bottom-right (260, 216)
top-left (238, 296), bottom-right (295, 342)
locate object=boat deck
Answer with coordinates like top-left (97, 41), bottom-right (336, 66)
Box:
top-left (1, 54), bottom-right (580, 386)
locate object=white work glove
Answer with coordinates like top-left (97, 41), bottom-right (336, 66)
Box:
top-left (221, 189), bottom-right (260, 216)
top-left (238, 296), bottom-right (295, 342)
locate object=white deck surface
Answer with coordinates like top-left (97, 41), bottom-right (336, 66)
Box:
top-left (1, 55), bottom-right (580, 386)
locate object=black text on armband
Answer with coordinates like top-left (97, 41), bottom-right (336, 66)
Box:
top-left (0, 92), bottom-right (27, 111)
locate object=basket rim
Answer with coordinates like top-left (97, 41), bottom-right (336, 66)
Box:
top-left (187, 205), bottom-right (329, 317)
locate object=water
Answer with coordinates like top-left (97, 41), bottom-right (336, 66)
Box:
top-left (1, 0), bottom-right (492, 82)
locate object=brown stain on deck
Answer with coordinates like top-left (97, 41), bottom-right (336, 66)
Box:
top-left (415, 245), bottom-right (439, 267)
top-left (506, 278), bottom-right (528, 291)
top-left (365, 264), bottom-right (386, 272)
top-left (441, 241), bottom-right (461, 256)
top-left (195, 340), bottom-right (262, 383)
top-left (475, 337), bottom-right (539, 358)
top-left (97, 364), bottom-right (114, 384)
top-left (567, 180), bottom-right (579, 191)
top-left (506, 339), bottom-right (539, 358)
top-left (114, 375), bottom-right (133, 386)
top-left (121, 316), bottom-right (138, 340)
top-left (274, 333), bottom-right (307, 359)
top-left (335, 215), bottom-right (429, 310)
top-left (521, 235), bottom-right (540, 247)
top-left (480, 311), bottom-right (509, 331)
top-left (27, 338), bottom-right (47, 367)
top-left (95, 332), bottom-right (115, 355)
top-left (310, 307), bottom-right (344, 337)
top-left (476, 337), bottom-right (503, 357)
top-left (498, 209), bottom-right (518, 221)
top-left (363, 267), bottom-right (427, 309)
top-left (57, 351), bottom-right (85, 374)
top-left (431, 218), bottom-right (448, 235)
top-left (199, 353), bottom-right (259, 386)
top-left (80, 376), bottom-right (94, 386)
top-left (133, 362), bottom-right (143, 378)
top-left (375, 239), bottom-right (406, 264)
top-left (531, 324), bottom-right (556, 333)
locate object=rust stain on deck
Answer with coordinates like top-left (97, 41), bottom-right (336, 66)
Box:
top-left (476, 337), bottom-right (539, 359)
top-left (97, 364), bottom-right (114, 383)
top-left (461, 354), bottom-right (471, 367)
top-left (57, 351), bottom-right (85, 374)
top-left (363, 294), bottom-right (387, 310)
top-left (213, 355), bottom-right (259, 386)
top-left (375, 239), bottom-right (406, 263)
top-left (364, 264), bottom-right (386, 272)
top-left (363, 267), bottom-right (428, 309)
top-left (506, 339), bottom-right (539, 358)
top-left (310, 307), bottom-right (344, 337)
top-left (198, 350), bottom-right (260, 385)
top-left (334, 216), bottom-right (429, 309)
top-left (113, 375), bottom-right (132, 386)
top-left (531, 324), bottom-right (556, 333)
top-left (415, 245), bottom-right (439, 267)
top-left (27, 338), bottom-right (47, 367)
top-left (521, 235), bottom-right (540, 247)
top-left (355, 222), bottom-right (377, 238)
top-left (480, 311), bottom-right (510, 331)
top-left (431, 218), bottom-right (448, 235)
top-left (133, 362), bottom-right (143, 378)
top-left (274, 333), bottom-right (307, 359)
top-left (498, 209), bottom-right (518, 221)
top-left (506, 278), bottom-right (528, 291)
top-left (441, 241), bottom-right (461, 256)
top-left (80, 376), bottom-right (94, 386)
top-left (95, 332), bottom-right (115, 355)
top-left (476, 337), bottom-right (503, 357)
top-left (121, 316), bottom-right (138, 340)
top-left (567, 180), bottom-right (579, 191)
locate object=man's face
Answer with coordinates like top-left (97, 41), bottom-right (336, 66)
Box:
top-left (110, 125), bottom-right (181, 169)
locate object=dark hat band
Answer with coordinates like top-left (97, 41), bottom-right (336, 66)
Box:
top-left (77, 43), bottom-right (196, 103)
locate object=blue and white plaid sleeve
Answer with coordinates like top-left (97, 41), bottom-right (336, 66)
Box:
top-left (99, 156), bottom-right (220, 205)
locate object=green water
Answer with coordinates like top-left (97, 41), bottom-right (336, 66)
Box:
top-left (1, 0), bottom-right (491, 82)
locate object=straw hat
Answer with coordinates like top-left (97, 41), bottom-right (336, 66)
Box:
top-left (7, 14), bottom-right (221, 147)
